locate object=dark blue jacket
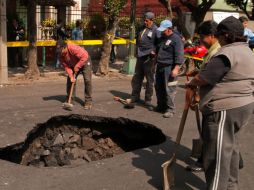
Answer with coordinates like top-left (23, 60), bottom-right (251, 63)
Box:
top-left (137, 24), bottom-right (159, 57)
top-left (156, 32), bottom-right (184, 66)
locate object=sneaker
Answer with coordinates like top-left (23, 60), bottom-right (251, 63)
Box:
top-left (84, 102), bottom-right (92, 110)
top-left (129, 97), bottom-right (140, 103)
top-left (144, 101), bottom-right (153, 111)
top-left (163, 111), bottom-right (174, 118)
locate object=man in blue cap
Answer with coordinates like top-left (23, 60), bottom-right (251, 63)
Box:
top-left (155, 19), bottom-right (184, 118)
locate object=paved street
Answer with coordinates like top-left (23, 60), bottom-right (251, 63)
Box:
top-left (0, 74), bottom-right (253, 190)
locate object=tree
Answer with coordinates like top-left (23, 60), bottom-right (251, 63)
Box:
top-left (226, 0), bottom-right (254, 19)
top-left (24, 0), bottom-right (40, 79)
top-left (159, 0), bottom-right (216, 38)
top-left (96, 0), bottom-right (127, 76)
top-left (158, 0), bottom-right (173, 18)
top-left (20, 0), bottom-right (76, 79)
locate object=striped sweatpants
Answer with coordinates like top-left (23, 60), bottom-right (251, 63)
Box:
top-left (202, 102), bottom-right (254, 190)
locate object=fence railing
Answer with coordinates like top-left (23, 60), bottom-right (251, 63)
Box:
top-left (14, 6), bottom-right (167, 41)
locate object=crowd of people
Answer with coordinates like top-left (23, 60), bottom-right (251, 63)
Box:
top-left (121, 12), bottom-right (254, 190)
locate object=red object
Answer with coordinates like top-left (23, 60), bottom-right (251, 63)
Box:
top-left (88, 0), bottom-right (197, 17)
top-left (184, 44), bottom-right (208, 58)
top-left (60, 43), bottom-right (89, 77)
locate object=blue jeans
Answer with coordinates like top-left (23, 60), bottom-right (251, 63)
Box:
top-left (155, 65), bottom-right (177, 113)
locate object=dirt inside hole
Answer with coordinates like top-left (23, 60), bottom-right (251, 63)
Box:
top-left (0, 114), bottom-right (166, 167)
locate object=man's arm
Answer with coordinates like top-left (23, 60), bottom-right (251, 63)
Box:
top-left (172, 36), bottom-right (184, 77)
top-left (186, 55), bottom-right (231, 88)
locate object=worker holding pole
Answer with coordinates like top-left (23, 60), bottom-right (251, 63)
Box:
top-left (186, 16), bottom-right (254, 190)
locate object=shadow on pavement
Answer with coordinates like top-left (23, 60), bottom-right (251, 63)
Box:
top-left (42, 95), bottom-right (84, 106)
top-left (109, 90), bottom-right (130, 100)
top-left (131, 137), bottom-right (206, 190)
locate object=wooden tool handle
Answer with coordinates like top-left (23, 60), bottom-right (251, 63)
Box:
top-left (68, 82), bottom-right (75, 104)
top-left (175, 106), bottom-right (189, 145)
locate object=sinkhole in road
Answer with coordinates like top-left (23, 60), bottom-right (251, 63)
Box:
top-left (0, 114), bottom-right (166, 167)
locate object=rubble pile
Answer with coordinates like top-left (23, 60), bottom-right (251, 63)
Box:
top-left (21, 125), bottom-right (124, 167)
top-left (0, 114), bottom-right (166, 167)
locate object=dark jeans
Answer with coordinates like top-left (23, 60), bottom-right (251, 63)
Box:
top-left (202, 102), bottom-right (254, 190)
top-left (131, 55), bottom-right (155, 102)
top-left (8, 47), bottom-right (23, 67)
top-left (155, 65), bottom-right (177, 113)
top-left (110, 44), bottom-right (116, 63)
top-left (66, 58), bottom-right (92, 103)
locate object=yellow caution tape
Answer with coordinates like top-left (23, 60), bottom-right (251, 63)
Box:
top-left (6, 39), bottom-right (136, 47)
top-left (184, 55), bottom-right (204, 61)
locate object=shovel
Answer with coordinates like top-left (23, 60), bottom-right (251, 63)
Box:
top-left (113, 96), bottom-right (135, 108)
top-left (191, 104), bottom-right (203, 158)
top-left (62, 74), bottom-right (77, 110)
top-left (161, 88), bottom-right (192, 190)
top-left (113, 96), bottom-right (129, 105)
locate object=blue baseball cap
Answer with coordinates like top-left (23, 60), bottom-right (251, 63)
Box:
top-left (157, 20), bottom-right (173, 31)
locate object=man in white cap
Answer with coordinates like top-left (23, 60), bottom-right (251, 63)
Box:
top-left (155, 19), bottom-right (184, 118)
top-left (126, 11), bottom-right (159, 110)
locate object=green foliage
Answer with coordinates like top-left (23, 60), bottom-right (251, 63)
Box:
top-left (103, 0), bottom-right (127, 18)
top-left (226, 0), bottom-right (253, 19)
top-left (225, 0), bottom-right (248, 8)
top-left (153, 15), bottom-right (166, 26)
top-left (81, 17), bottom-right (90, 29)
top-left (42, 18), bottom-right (56, 27)
top-left (65, 21), bottom-right (76, 30)
top-left (118, 17), bottom-right (130, 29)
top-left (118, 15), bottom-right (166, 31)
top-left (225, 0), bottom-right (237, 6)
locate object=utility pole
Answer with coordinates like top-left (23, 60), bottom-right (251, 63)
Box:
top-left (123, 0), bottom-right (136, 75)
top-left (0, 0), bottom-right (8, 84)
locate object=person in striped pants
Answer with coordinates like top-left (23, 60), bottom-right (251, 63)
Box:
top-left (186, 16), bottom-right (254, 190)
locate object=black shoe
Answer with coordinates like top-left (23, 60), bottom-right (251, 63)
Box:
top-left (144, 101), bottom-right (153, 111)
top-left (124, 102), bottom-right (135, 109)
top-left (153, 106), bottom-right (166, 113)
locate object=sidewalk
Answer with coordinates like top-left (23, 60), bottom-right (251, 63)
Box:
top-left (6, 60), bottom-right (128, 85)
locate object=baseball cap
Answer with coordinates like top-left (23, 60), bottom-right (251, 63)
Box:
top-left (157, 20), bottom-right (173, 32)
top-left (215, 16), bottom-right (244, 37)
top-left (144, 12), bottom-right (155, 20)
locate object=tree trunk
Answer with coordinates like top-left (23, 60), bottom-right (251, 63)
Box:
top-left (25, 0), bottom-right (40, 79)
top-left (174, 7), bottom-right (193, 40)
top-left (167, 0), bottom-right (173, 19)
top-left (96, 18), bottom-right (119, 76)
